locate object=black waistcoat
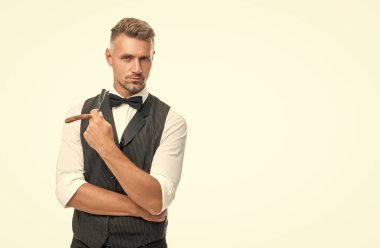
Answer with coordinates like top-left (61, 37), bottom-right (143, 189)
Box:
top-left (72, 91), bottom-right (170, 248)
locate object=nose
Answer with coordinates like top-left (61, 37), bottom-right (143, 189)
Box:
top-left (132, 58), bottom-right (142, 74)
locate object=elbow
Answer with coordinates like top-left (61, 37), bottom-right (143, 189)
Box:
top-left (55, 176), bottom-right (87, 208)
top-left (56, 185), bottom-right (71, 208)
top-left (147, 174), bottom-right (177, 215)
top-left (55, 184), bottom-right (66, 208)
top-left (145, 199), bottom-right (163, 215)
top-left (148, 209), bottom-right (162, 216)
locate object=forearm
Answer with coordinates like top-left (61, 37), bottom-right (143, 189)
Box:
top-left (99, 144), bottom-right (163, 215)
top-left (67, 182), bottom-right (145, 216)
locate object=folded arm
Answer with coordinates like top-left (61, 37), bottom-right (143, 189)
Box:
top-left (67, 182), bottom-right (166, 221)
top-left (55, 104), bottom-right (165, 221)
top-left (84, 108), bottom-right (187, 215)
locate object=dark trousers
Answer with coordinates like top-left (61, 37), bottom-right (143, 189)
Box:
top-left (70, 237), bottom-right (167, 248)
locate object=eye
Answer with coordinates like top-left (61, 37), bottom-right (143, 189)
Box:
top-left (140, 57), bottom-right (151, 61)
top-left (122, 56), bottom-right (132, 61)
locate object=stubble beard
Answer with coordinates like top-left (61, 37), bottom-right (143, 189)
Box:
top-left (118, 79), bottom-right (146, 95)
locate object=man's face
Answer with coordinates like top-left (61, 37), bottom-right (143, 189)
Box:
top-left (106, 34), bottom-right (154, 97)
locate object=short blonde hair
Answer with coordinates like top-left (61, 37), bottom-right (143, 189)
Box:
top-left (110, 17), bottom-right (155, 43)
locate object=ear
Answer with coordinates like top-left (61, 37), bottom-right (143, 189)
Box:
top-left (105, 48), bottom-right (113, 66)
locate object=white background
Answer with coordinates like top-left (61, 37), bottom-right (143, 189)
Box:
top-left (1, 0), bottom-right (379, 247)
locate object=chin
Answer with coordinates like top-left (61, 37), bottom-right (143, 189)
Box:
top-left (124, 82), bottom-right (145, 94)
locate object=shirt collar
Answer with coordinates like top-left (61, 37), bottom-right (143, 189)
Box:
top-left (110, 86), bottom-right (149, 104)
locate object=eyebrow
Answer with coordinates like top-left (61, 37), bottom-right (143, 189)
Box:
top-left (120, 53), bottom-right (151, 59)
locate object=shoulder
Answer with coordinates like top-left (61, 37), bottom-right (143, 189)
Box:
top-left (149, 93), bottom-right (170, 111)
top-left (150, 94), bottom-right (187, 127)
top-left (151, 95), bottom-right (186, 126)
top-left (167, 108), bottom-right (187, 129)
top-left (162, 107), bottom-right (187, 141)
top-left (148, 93), bottom-right (187, 133)
top-left (82, 95), bottom-right (100, 113)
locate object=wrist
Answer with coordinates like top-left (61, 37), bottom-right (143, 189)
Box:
top-left (98, 141), bottom-right (117, 157)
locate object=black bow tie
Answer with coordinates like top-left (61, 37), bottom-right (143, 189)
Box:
top-left (109, 93), bottom-right (143, 110)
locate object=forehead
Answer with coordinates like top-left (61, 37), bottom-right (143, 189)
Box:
top-left (111, 34), bottom-right (153, 55)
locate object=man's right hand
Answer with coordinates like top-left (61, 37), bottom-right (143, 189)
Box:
top-left (141, 209), bottom-right (167, 222)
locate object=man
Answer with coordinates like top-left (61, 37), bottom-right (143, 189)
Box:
top-left (56, 17), bottom-right (187, 248)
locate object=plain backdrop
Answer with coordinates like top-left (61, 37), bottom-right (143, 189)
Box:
top-left (1, 0), bottom-right (379, 247)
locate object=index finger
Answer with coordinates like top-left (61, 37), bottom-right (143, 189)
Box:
top-left (90, 109), bottom-right (103, 121)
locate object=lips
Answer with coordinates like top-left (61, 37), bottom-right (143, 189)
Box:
top-left (129, 77), bottom-right (143, 81)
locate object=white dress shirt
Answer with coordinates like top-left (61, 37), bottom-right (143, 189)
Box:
top-left (56, 86), bottom-right (187, 213)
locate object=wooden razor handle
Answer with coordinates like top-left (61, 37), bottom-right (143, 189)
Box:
top-left (65, 114), bottom-right (92, 123)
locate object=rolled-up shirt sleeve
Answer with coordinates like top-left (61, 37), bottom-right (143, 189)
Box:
top-left (55, 103), bottom-right (87, 208)
top-left (150, 108), bottom-right (187, 212)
